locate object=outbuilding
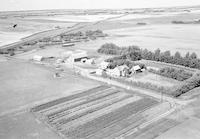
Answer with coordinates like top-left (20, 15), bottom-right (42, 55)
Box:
top-left (131, 65), bottom-right (142, 74)
top-left (96, 69), bottom-right (103, 76)
top-left (99, 61), bottom-right (109, 69)
top-left (68, 50), bottom-right (88, 63)
top-left (33, 55), bottom-right (43, 61)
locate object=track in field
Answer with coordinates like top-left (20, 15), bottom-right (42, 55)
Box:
top-left (31, 85), bottom-right (160, 139)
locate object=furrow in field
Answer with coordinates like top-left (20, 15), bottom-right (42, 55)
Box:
top-left (39, 87), bottom-right (113, 115)
top-left (51, 92), bottom-right (130, 127)
top-left (60, 96), bottom-right (142, 134)
top-left (50, 91), bottom-right (128, 124)
top-left (31, 85), bottom-right (110, 112)
top-left (69, 98), bottom-right (157, 139)
top-left (127, 119), bottom-right (179, 139)
top-left (85, 99), bottom-right (157, 139)
top-left (45, 89), bottom-right (118, 120)
top-left (108, 103), bottom-right (170, 139)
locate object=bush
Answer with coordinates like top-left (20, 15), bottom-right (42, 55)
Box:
top-left (97, 43), bottom-right (121, 55)
top-left (98, 44), bottom-right (142, 61)
top-left (171, 73), bottom-right (200, 97)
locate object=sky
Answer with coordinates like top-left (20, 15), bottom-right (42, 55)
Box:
top-left (1, 0), bottom-right (200, 11)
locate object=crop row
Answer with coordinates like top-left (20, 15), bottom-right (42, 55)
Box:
top-left (51, 92), bottom-right (130, 128)
top-left (40, 87), bottom-right (113, 115)
top-left (31, 85), bottom-right (110, 112)
top-left (47, 91), bottom-right (123, 122)
top-left (63, 98), bottom-right (157, 139)
top-left (60, 96), bottom-right (141, 133)
top-left (45, 89), bottom-right (119, 120)
top-left (49, 91), bottom-right (125, 122)
top-left (126, 119), bottom-right (179, 139)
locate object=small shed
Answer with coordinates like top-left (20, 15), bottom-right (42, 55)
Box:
top-left (33, 55), bottom-right (43, 61)
top-left (131, 65), bottom-right (142, 73)
top-left (96, 69), bottom-right (103, 76)
top-left (62, 43), bottom-right (75, 47)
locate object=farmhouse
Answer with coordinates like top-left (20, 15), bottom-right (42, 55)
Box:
top-left (107, 65), bottom-right (129, 77)
top-left (115, 65), bottom-right (129, 77)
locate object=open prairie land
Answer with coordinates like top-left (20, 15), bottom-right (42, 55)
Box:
top-left (0, 58), bottom-right (99, 115)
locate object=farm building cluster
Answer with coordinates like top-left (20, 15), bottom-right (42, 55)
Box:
top-left (32, 49), bottom-right (95, 66)
top-left (96, 61), bottom-right (146, 77)
top-left (37, 30), bottom-right (107, 47)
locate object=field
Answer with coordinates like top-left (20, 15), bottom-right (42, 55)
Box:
top-left (0, 112), bottom-right (60, 139)
top-left (0, 58), bottom-right (99, 115)
top-left (155, 118), bottom-right (200, 139)
top-left (1, 7), bottom-right (200, 139)
top-left (29, 85), bottom-right (177, 139)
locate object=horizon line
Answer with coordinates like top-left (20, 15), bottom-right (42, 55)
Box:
top-left (0, 4), bottom-right (200, 13)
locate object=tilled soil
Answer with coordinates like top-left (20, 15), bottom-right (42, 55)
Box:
top-left (32, 85), bottom-right (159, 139)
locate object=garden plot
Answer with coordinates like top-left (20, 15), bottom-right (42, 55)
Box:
top-left (32, 85), bottom-right (160, 139)
top-left (128, 71), bottom-right (180, 88)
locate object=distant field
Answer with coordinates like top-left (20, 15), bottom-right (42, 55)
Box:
top-left (72, 24), bottom-right (200, 57)
top-left (0, 17), bottom-right (76, 47)
top-left (155, 118), bottom-right (200, 139)
top-left (0, 59), bottom-right (99, 114)
top-left (105, 24), bottom-right (200, 56)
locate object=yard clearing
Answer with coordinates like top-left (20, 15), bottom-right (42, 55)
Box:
top-left (128, 71), bottom-right (180, 88)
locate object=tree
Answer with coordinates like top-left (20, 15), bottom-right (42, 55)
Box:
top-left (123, 51), bottom-right (142, 61)
top-left (174, 51), bottom-right (181, 59)
top-left (141, 49), bottom-right (149, 59)
top-left (185, 52), bottom-right (190, 58)
top-left (154, 48), bottom-right (161, 61)
top-left (190, 52), bottom-right (197, 59)
top-left (163, 51), bottom-right (171, 57)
